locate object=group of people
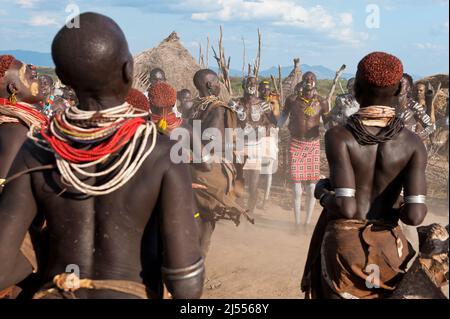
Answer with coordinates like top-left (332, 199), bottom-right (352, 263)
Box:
top-left (0, 12), bottom-right (435, 299)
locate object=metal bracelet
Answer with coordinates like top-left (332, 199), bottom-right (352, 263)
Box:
top-left (161, 258), bottom-right (205, 281)
top-left (334, 188), bottom-right (356, 198)
top-left (404, 195), bottom-right (426, 204)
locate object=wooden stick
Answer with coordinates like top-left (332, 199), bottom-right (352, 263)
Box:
top-left (212, 26), bottom-right (232, 95)
top-left (242, 36), bottom-right (246, 79)
top-left (270, 75), bottom-right (279, 94)
top-left (278, 65), bottom-right (283, 105)
top-left (206, 36), bottom-right (210, 68)
top-left (327, 64), bottom-right (346, 109)
top-left (338, 80), bottom-right (345, 94)
top-left (431, 82), bottom-right (441, 123)
top-left (253, 28), bottom-right (262, 79)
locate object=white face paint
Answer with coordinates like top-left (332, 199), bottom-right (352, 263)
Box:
top-left (172, 101), bottom-right (182, 118)
top-left (30, 82), bottom-right (39, 96)
top-left (19, 64), bottom-right (30, 88)
top-left (303, 80), bottom-right (315, 90)
top-left (246, 86), bottom-right (257, 96)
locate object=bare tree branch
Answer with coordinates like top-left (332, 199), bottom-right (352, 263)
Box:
top-left (270, 75), bottom-right (279, 94)
top-left (242, 36), bottom-right (246, 79)
top-left (211, 25), bottom-right (233, 95)
top-left (278, 64), bottom-right (283, 105)
top-left (206, 36), bottom-right (210, 68)
top-left (327, 64), bottom-right (346, 109)
top-left (253, 28), bottom-right (262, 79)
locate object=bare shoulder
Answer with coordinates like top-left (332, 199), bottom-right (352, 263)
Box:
top-left (0, 124), bottom-right (28, 142)
top-left (314, 93), bottom-right (326, 102)
top-left (325, 125), bottom-right (352, 144)
top-left (284, 94), bottom-right (297, 110)
top-left (147, 132), bottom-right (177, 166)
top-left (395, 127), bottom-right (427, 155)
top-left (286, 94), bottom-right (297, 104)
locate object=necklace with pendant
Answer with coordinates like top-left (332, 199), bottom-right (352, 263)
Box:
top-left (299, 95), bottom-right (318, 117)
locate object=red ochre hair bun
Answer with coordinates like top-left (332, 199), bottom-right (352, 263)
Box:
top-left (357, 51), bottom-right (403, 87)
top-left (148, 82), bottom-right (177, 108)
top-left (126, 88), bottom-right (149, 111)
top-left (0, 55), bottom-right (15, 80)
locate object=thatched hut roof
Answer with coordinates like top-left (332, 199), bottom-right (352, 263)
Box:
top-left (415, 74), bottom-right (449, 120)
top-left (415, 74), bottom-right (449, 89)
top-left (281, 58), bottom-right (302, 104)
top-left (133, 32), bottom-right (230, 102)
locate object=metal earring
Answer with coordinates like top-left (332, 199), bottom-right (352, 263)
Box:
top-left (8, 91), bottom-right (17, 105)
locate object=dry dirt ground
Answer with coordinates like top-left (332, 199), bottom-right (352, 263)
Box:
top-left (201, 186), bottom-right (449, 299)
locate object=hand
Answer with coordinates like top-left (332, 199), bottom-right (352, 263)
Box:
top-left (314, 178), bottom-right (331, 199)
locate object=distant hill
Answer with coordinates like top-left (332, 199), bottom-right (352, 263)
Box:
top-left (1, 50), bottom-right (426, 80)
top-left (0, 50), bottom-right (54, 67)
top-left (259, 64), bottom-right (355, 80)
top-left (214, 64), bottom-right (355, 80)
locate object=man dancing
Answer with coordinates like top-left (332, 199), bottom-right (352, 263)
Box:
top-left (190, 69), bottom-right (248, 256)
top-left (258, 80), bottom-right (281, 121)
top-left (233, 76), bottom-right (277, 216)
top-left (329, 77), bottom-right (360, 126)
top-left (302, 52), bottom-right (427, 299)
top-left (0, 12), bottom-right (203, 299)
top-left (278, 72), bottom-right (330, 225)
top-left (397, 73), bottom-right (435, 140)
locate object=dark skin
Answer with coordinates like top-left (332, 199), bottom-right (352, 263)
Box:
top-left (237, 77), bottom-right (276, 215)
top-left (259, 81), bottom-right (281, 120)
top-left (281, 72), bottom-right (329, 139)
top-left (258, 82), bottom-right (271, 100)
top-left (312, 78), bottom-right (427, 299)
top-left (238, 77), bottom-right (277, 129)
top-left (177, 89), bottom-right (194, 120)
top-left (398, 76), bottom-right (413, 110)
top-left (319, 79), bottom-right (427, 224)
top-left (149, 68), bottom-right (166, 86)
top-left (192, 69), bottom-right (242, 254)
top-left (192, 69), bottom-right (226, 143)
top-left (0, 12), bottom-right (203, 299)
top-left (0, 59), bottom-right (44, 181)
top-left (192, 70), bottom-right (230, 168)
top-left (38, 75), bottom-right (54, 102)
top-left (415, 83), bottom-right (426, 106)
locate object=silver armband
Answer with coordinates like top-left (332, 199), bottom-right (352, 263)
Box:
top-left (335, 188), bottom-right (356, 198)
top-left (404, 195), bottom-right (426, 204)
top-left (161, 258), bottom-right (205, 281)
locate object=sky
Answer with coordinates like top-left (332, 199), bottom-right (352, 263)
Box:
top-left (0, 0), bottom-right (448, 77)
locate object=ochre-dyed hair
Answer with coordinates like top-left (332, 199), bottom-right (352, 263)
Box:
top-left (148, 81), bottom-right (177, 108)
top-left (0, 55), bottom-right (15, 80)
top-left (357, 51), bottom-right (403, 87)
top-left (126, 88), bottom-right (149, 111)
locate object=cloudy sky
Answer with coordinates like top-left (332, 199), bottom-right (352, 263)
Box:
top-left (0, 0), bottom-right (448, 76)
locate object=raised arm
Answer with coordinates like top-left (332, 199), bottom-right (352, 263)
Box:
top-left (320, 96), bottom-right (331, 127)
top-left (159, 160), bottom-right (204, 299)
top-left (412, 102), bottom-right (435, 139)
top-left (0, 145), bottom-right (37, 290)
top-left (277, 97), bottom-right (291, 128)
top-left (400, 136), bottom-right (428, 226)
top-left (319, 128), bottom-right (357, 219)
